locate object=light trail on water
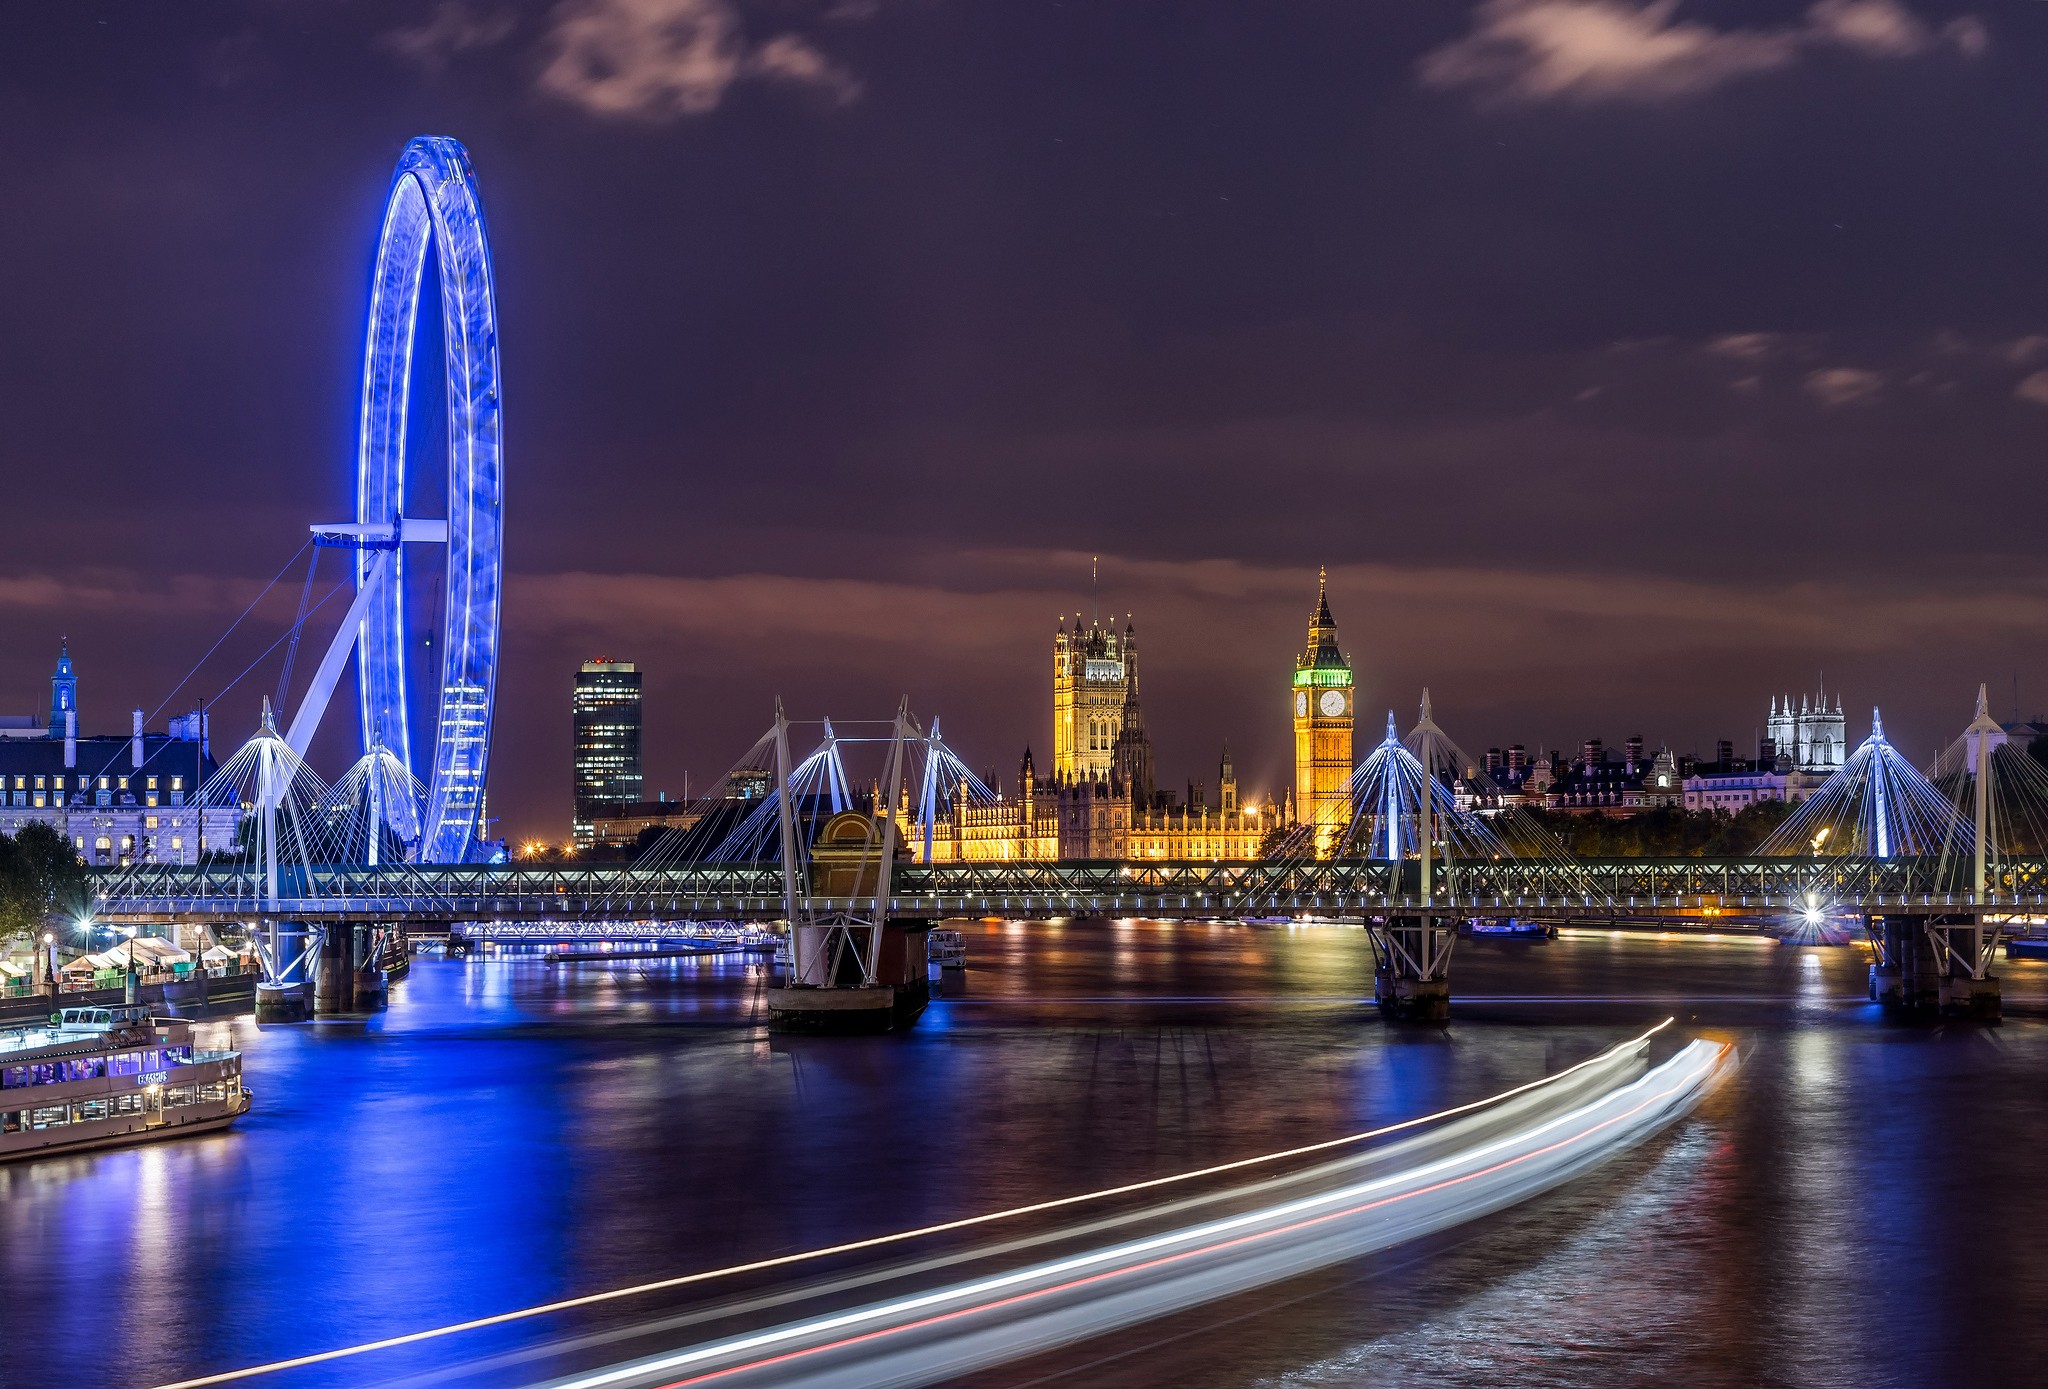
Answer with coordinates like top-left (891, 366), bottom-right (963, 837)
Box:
top-left (541, 1037), bottom-right (1733, 1389)
top-left (153, 1022), bottom-right (1678, 1389)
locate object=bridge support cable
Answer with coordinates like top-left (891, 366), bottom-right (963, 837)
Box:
top-left (757, 702), bottom-right (939, 1031)
top-left (1761, 707), bottom-right (1969, 863)
top-left (1900, 680), bottom-right (2048, 1018)
top-left (192, 702), bottom-right (335, 1020)
top-left (1237, 691), bottom-right (1591, 1020)
top-left (1759, 702), bottom-right (2005, 1017)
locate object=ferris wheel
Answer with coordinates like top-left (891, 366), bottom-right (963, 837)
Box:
top-left (285, 135), bottom-right (504, 864)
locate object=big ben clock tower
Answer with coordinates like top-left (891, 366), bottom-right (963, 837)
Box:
top-left (1292, 570), bottom-right (1354, 854)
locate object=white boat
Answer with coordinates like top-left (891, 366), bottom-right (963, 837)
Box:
top-left (0, 1006), bottom-right (250, 1162)
top-left (928, 929), bottom-right (967, 968)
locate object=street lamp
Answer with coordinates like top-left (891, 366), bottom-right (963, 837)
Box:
top-left (122, 925), bottom-right (139, 1007)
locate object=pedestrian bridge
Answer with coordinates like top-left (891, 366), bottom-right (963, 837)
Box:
top-left (91, 854), bottom-right (2048, 928)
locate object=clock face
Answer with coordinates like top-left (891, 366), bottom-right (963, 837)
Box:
top-left (1319, 688), bottom-right (1348, 718)
top-left (1295, 692), bottom-right (1308, 718)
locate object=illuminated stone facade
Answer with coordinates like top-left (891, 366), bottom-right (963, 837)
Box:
top-left (1291, 572), bottom-right (1354, 853)
top-left (1053, 617), bottom-right (1150, 790)
top-left (1766, 690), bottom-right (1847, 773)
top-left (909, 749), bottom-right (1276, 862)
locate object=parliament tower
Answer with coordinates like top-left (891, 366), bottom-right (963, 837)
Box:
top-left (1053, 615), bottom-right (1153, 802)
top-left (1292, 571), bottom-right (1354, 853)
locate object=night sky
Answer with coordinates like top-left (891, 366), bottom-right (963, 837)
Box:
top-left (3, 0), bottom-right (2045, 842)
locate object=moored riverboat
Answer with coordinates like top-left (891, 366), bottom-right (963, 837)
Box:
top-left (0, 1006), bottom-right (250, 1162)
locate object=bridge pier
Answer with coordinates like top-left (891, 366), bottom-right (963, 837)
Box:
top-left (1369, 915), bottom-right (1453, 1024)
top-left (254, 920), bottom-right (312, 1023)
top-left (1868, 914), bottom-right (1999, 1021)
top-left (1931, 916), bottom-right (2000, 1021)
top-left (313, 925), bottom-right (390, 1016)
top-left (314, 925), bottom-right (353, 1015)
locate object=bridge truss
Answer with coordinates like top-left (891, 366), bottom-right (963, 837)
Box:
top-left (89, 853), bottom-right (2048, 929)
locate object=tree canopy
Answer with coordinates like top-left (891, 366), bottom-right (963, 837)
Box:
top-left (1523, 802), bottom-right (1795, 858)
top-left (0, 824), bottom-right (89, 941)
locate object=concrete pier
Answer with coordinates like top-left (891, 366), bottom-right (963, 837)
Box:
top-left (765, 977), bottom-right (929, 1035)
top-left (255, 921), bottom-right (312, 1023)
top-left (1870, 914), bottom-right (1999, 1021)
top-left (1372, 916), bottom-right (1454, 1024)
top-left (254, 981), bottom-right (311, 1023)
top-left (1932, 916), bottom-right (2001, 1020)
top-left (314, 925), bottom-right (389, 1015)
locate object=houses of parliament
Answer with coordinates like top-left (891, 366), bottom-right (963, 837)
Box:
top-left (914, 578), bottom-right (1354, 862)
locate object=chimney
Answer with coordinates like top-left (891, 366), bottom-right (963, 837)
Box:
top-left (131, 708), bottom-right (144, 769)
top-left (64, 710), bottom-right (76, 769)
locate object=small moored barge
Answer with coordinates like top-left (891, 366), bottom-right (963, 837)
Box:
top-left (0, 1006), bottom-right (251, 1161)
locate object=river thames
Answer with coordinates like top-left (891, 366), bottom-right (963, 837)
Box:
top-left (5, 924), bottom-right (2046, 1389)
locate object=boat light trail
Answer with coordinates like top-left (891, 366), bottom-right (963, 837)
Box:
top-left (150, 1021), bottom-right (1672, 1389)
top-left (549, 1038), bottom-right (1732, 1389)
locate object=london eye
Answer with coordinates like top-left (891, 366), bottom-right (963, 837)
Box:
top-left (293, 135), bottom-right (504, 864)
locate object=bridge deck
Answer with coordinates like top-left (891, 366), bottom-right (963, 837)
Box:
top-left (92, 856), bottom-right (2048, 924)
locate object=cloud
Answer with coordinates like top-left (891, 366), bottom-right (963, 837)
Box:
top-left (2015, 371), bottom-right (2048, 407)
top-left (538, 0), bottom-right (859, 120)
top-left (1803, 366), bottom-right (1884, 407)
top-left (383, 1), bottom-right (517, 69)
top-left (749, 33), bottom-right (862, 104)
top-left (1419, 0), bottom-right (1985, 106)
top-left (1704, 332), bottom-right (1783, 361)
top-left (0, 570), bottom-right (281, 619)
top-left (502, 554), bottom-right (2048, 688)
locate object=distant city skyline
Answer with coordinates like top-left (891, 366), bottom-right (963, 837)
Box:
top-left (5, 583), bottom-right (2038, 847)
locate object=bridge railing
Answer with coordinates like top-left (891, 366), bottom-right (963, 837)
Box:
top-left (89, 854), bottom-right (2048, 922)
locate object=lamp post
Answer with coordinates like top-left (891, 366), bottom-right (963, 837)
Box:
top-left (40, 932), bottom-right (56, 999)
top-left (122, 926), bottom-right (139, 1006)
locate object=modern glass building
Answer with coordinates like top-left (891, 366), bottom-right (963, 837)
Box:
top-left (572, 659), bottom-right (642, 849)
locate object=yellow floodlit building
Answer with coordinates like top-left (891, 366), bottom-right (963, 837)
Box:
top-left (1291, 570), bottom-right (1355, 856)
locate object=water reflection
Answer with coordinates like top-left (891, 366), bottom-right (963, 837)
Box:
top-left (0, 925), bottom-right (2043, 1388)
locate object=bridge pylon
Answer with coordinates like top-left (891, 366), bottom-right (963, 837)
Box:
top-left (1864, 685), bottom-right (2017, 1021)
top-left (763, 700), bottom-right (933, 1034)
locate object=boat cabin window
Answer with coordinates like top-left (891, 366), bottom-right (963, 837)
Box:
top-left (55, 1006), bottom-right (147, 1032)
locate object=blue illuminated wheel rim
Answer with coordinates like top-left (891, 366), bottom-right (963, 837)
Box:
top-left (355, 135), bottom-right (503, 864)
